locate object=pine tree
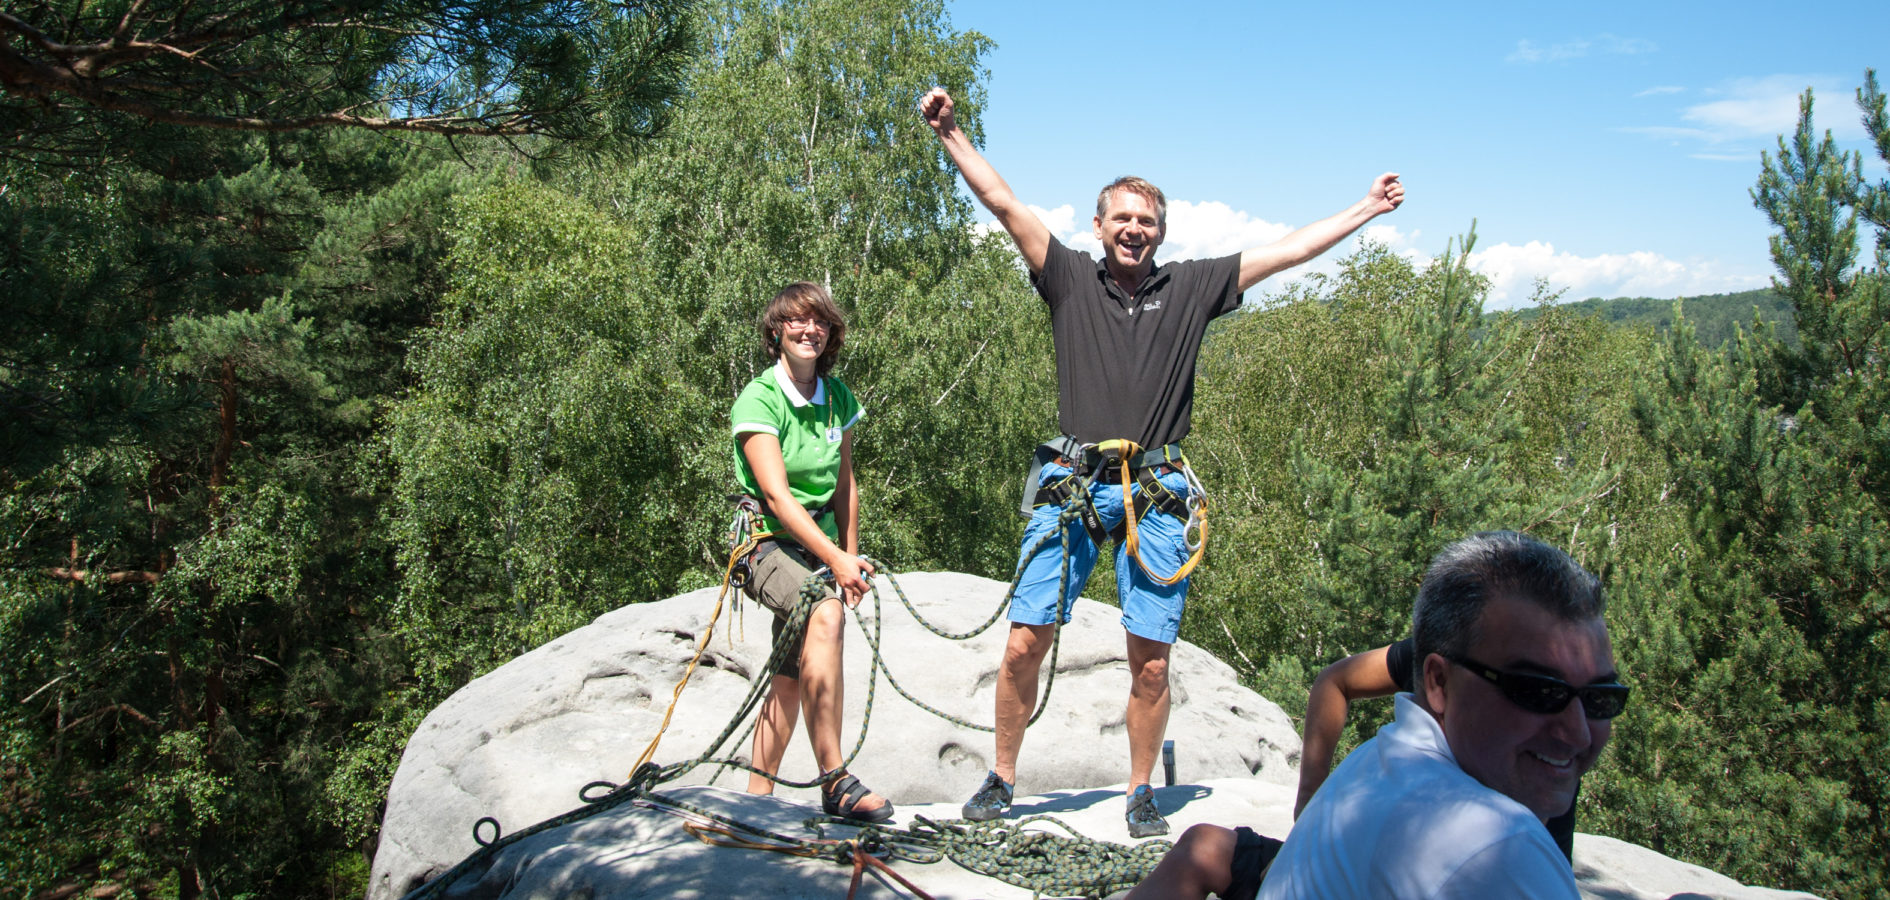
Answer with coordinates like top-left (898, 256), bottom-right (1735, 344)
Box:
top-left (0, 1), bottom-right (695, 157)
top-left (1595, 72), bottom-right (1890, 897)
top-left (1184, 236), bottom-right (1626, 737)
top-left (0, 125), bottom-right (473, 897)
top-left (1291, 232), bottom-right (1612, 658)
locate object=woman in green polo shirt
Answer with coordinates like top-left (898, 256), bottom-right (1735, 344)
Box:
top-left (730, 281), bottom-right (890, 823)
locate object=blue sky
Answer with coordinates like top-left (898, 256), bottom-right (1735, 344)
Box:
top-left (940, 0), bottom-right (1889, 309)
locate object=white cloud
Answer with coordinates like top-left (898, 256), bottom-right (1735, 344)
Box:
top-left (1466, 240), bottom-right (1770, 309)
top-left (1160, 200), bottom-right (1293, 261)
top-left (975, 204), bottom-right (1087, 252)
top-left (1618, 124), bottom-right (1717, 144)
top-left (1030, 203), bottom-right (1081, 239)
top-left (1626, 74), bottom-right (1868, 153)
top-left (1635, 85), bottom-right (1685, 98)
top-left (1027, 203), bottom-right (1101, 257)
top-left (1508, 33), bottom-right (1655, 64)
top-left (1605, 35), bottom-right (1659, 55)
top-left (1619, 73), bottom-right (1884, 172)
top-left (1362, 222), bottom-right (1423, 251)
top-left (1682, 76), bottom-right (1815, 138)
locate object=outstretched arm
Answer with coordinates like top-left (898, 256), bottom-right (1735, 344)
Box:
top-left (1294, 644), bottom-right (1399, 818)
top-left (1238, 173), bottom-right (1404, 292)
top-left (919, 87), bottom-right (1052, 274)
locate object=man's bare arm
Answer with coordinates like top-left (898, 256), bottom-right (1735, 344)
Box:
top-left (919, 87), bottom-right (1052, 274)
top-left (1238, 173), bottom-right (1404, 292)
top-left (1295, 644), bottom-right (1399, 818)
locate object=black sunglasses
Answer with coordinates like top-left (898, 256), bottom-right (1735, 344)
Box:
top-left (1448, 655), bottom-right (1630, 720)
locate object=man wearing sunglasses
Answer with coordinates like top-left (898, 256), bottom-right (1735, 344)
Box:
top-left (1127, 531), bottom-right (1627, 900)
top-left (1255, 530), bottom-right (1626, 899)
top-left (1293, 635), bottom-right (1581, 859)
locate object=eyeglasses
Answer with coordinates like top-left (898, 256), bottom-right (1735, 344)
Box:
top-left (783, 316), bottom-right (831, 332)
top-left (1448, 655), bottom-right (1630, 720)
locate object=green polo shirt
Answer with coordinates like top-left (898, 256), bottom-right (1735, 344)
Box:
top-left (730, 363), bottom-right (863, 542)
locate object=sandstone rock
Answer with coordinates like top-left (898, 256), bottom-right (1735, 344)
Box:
top-left (382, 779), bottom-right (1821, 900)
top-left (393, 780), bottom-right (1294, 900)
top-left (371, 572), bottom-right (1299, 899)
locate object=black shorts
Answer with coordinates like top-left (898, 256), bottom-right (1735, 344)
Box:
top-left (1218, 827), bottom-right (1283, 900)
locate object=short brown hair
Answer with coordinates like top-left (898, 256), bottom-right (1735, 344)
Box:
top-left (760, 281), bottom-right (848, 377)
top-left (1096, 176), bottom-right (1168, 225)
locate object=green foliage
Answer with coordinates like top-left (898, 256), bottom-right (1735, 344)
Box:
top-left (0, 126), bottom-right (472, 898)
top-left (387, 180), bottom-right (711, 691)
top-left (382, 0), bottom-right (1046, 703)
top-left (3, 4), bottom-right (1884, 896)
top-left (594, 0), bottom-right (1052, 577)
top-left (1186, 235), bottom-right (1632, 760)
top-left (0, 0), bottom-right (696, 157)
top-left (0, 161), bottom-right (196, 479)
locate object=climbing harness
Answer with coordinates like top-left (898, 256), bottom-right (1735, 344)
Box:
top-left (1026, 436), bottom-right (1210, 586)
top-left (725, 493), bottom-right (834, 590)
top-left (630, 494), bottom-right (807, 774)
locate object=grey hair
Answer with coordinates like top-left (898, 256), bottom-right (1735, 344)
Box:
top-left (1409, 531), bottom-right (1605, 687)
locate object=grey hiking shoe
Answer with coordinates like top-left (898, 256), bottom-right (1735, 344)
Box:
top-left (1126, 784), bottom-right (1169, 838)
top-left (961, 771), bottom-right (1013, 822)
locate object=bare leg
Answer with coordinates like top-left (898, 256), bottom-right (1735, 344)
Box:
top-left (747, 673), bottom-right (801, 794)
top-left (1125, 632), bottom-right (1172, 792)
top-left (1125, 824), bottom-right (1238, 900)
top-left (799, 597), bottom-right (884, 812)
top-left (993, 622), bottom-right (1056, 783)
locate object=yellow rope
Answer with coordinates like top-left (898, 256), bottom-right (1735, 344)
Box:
top-left (683, 820), bottom-right (825, 857)
top-left (1106, 440), bottom-right (1208, 587)
top-left (629, 529), bottom-right (775, 776)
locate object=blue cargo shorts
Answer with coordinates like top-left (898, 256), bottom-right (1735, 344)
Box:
top-left (1007, 462), bottom-right (1194, 643)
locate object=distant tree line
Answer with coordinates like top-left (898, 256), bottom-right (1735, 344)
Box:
top-left (1508, 288), bottom-right (1800, 349)
top-left (1, 1), bottom-right (1884, 897)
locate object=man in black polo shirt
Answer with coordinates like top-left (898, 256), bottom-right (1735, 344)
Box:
top-left (919, 87), bottom-right (1404, 837)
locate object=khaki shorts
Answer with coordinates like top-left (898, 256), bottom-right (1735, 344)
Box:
top-left (742, 541), bottom-right (838, 680)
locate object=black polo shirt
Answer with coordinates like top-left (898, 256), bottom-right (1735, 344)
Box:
top-left (1032, 237), bottom-right (1244, 447)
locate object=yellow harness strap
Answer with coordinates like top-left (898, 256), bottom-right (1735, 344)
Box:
top-left (1099, 440), bottom-right (1208, 586)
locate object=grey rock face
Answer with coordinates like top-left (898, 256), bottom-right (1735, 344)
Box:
top-left (371, 572), bottom-right (1298, 899)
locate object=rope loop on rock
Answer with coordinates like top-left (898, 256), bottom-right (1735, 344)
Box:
top-left (579, 780), bottom-right (623, 803)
